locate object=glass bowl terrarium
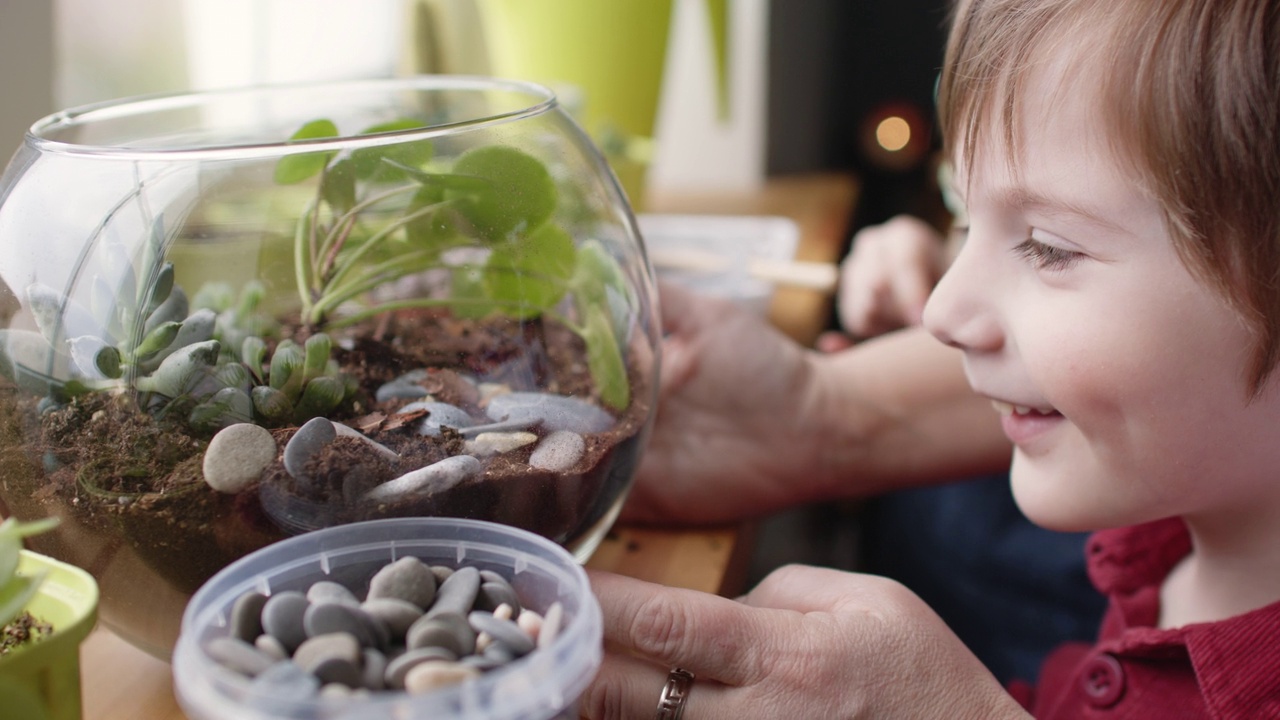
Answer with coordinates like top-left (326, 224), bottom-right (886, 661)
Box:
top-left (0, 76), bottom-right (659, 658)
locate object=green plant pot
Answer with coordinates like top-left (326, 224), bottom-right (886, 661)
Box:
top-left (0, 550), bottom-right (99, 720)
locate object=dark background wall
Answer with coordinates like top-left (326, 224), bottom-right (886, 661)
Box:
top-left (767, 0), bottom-right (952, 234)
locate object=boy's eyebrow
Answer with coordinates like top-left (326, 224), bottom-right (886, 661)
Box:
top-left (998, 187), bottom-right (1128, 234)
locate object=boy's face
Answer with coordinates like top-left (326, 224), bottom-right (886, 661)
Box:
top-left (923, 59), bottom-right (1280, 532)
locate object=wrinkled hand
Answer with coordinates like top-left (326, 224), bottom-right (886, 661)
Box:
top-left (581, 567), bottom-right (1028, 720)
top-left (838, 214), bottom-right (948, 339)
top-left (621, 282), bottom-right (824, 525)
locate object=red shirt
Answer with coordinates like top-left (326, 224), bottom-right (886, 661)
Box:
top-left (1011, 518), bottom-right (1280, 718)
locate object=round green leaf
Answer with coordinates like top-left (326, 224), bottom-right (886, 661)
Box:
top-left (275, 119), bottom-right (339, 185)
top-left (351, 119), bottom-right (434, 181)
top-left (451, 145), bottom-right (557, 241)
top-left (484, 223), bottom-right (576, 318)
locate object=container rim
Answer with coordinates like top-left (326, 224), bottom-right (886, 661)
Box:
top-left (26, 75), bottom-right (559, 162)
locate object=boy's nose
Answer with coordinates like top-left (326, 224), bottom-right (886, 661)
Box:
top-left (922, 240), bottom-right (1003, 353)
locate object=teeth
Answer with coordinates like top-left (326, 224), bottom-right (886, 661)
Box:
top-left (991, 400), bottom-right (1053, 417)
top-left (991, 400), bottom-right (1014, 417)
top-left (1015, 405), bottom-right (1030, 415)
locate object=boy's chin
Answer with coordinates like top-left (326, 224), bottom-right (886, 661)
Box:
top-left (1009, 466), bottom-right (1105, 533)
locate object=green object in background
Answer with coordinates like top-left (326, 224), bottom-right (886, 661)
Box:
top-left (0, 550), bottom-right (99, 720)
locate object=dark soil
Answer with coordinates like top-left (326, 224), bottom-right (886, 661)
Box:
top-left (0, 310), bottom-right (650, 653)
top-left (0, 611), bottom-right (52, 657)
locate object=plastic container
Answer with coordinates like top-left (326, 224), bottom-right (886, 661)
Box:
top-left (0, 550), bottom-right (100, 720)
top-left (638, 213), bottom-right (801, 315)
top-left (172, 517), bottom-right (602, 720)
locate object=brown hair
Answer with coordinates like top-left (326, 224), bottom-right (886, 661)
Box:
top-left (938, 0), bottom-right (1280, 391)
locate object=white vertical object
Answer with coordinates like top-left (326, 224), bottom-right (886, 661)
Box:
top-left (649, 0), bottom-right (768, 194)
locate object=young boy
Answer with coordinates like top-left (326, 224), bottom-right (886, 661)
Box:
top-left (581, 0), bottom-right (1280, 717)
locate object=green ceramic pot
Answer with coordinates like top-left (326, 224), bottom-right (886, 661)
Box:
top-left (0, 550), bottom-right (99, 720)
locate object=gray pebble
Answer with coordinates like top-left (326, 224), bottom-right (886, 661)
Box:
top-left (205, 636), bottom-right (276, 677)
top-left (306, 580), bottom-right (360, 607)
top-left (476, 580), bottom-right (522, 616)
top-left (468, 611), bottom-right (535, 656)
top-left (429, 565), bottom-right (455, 584)
top-left (529, 430), bottom-right (586, 472)
top-left (248, 661), bottom-right (319, 703)
top-left (459, 654), bottom-right (508, 671)
top-left (375, 372), bottom-right (431, 403)
top-left (203, 423), bottom-right (277, 493)
top-left (428, 566), bottom-right (481, 618)
top-left (361, 648), bottom-right (388, 691)
top-left (367, 556), bottom-right (437, 608)
top-left (364, 455), bottom-right (482, 504)
top-left (402, 401), bottom-right (474, 436)
top-left (293, 632), bottom-right (361, 674)
top-left (261, 591), bottom-right (310, 653)
top-left (485, 392), bottom-right (614, 434)
top-left (282, 417), bottom-right (336, 480)
top-left (230, 591), bottom-right (268, 642)
top-left (303, 603), bottom-right (379, 648)
top-left (362, 597), bottom-right (424, 639)
top-left (254, 634), bottom-right (289, 661)
top-left (312, 657), bottom-right (363, 688)
top-left (406, 612), bottom-right (476, 657)
top-left (464, 431), bottom-right (537, 458)
top-left (332, 422), bottom-right (400, 462)
top-left (385, 647), bottom-right (458, 690)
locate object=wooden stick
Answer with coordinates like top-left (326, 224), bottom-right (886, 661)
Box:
top-left (647, 247), bottom-right (839, 292)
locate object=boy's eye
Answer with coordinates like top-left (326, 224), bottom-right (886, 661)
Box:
top-left (1013, 238), bottom-right (1082, 271)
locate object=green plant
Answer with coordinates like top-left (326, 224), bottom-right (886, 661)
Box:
top-left (274, 119), bottom-right (633, 409)
top-left (0, 517), bottom-right (58, 631)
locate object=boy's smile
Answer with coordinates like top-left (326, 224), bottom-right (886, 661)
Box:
top-left (923, 52), bottom-right (1280, 537)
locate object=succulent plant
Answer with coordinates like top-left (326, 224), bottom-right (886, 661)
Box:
top-left (0, 517), bottom-right (57, 630)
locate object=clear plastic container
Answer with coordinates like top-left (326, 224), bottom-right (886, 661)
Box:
top-left (172, 517), bottom-right (601, 720)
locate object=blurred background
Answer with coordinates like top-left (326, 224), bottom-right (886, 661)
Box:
top-left (0, 0), bottom-right (948, 250)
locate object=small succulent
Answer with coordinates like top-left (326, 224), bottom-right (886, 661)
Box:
top-left (0, 517), bottom-right (58, 630)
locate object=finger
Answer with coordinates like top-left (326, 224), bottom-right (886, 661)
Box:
top-left (888, 268), bottom-right (934, 327)
top-left (740, 564), bottom-right (903, 614)
top-left (587, 569), bottom-right (787, 686)
top-left (582, 650), bottom-right (730, 720)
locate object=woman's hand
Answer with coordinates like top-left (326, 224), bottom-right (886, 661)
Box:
top-left (581, 566), bottom-right (1029, 720)
top-left (838, 214), bottom-right (948, 339)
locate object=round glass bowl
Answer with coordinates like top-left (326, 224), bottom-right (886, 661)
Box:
top-left (0, 76), bottom-right (658, 657)
top-left (173, 517), bottom-right (602, 720)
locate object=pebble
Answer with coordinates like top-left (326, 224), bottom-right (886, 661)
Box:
top-left (366, 556), bottom-right (437, 608)
top-left (464, 431), bottom-right (537, 458)
top-left (402, 401), bottom-right (474, 436)
top-left (206, 557), bottom-right (559, 702)
top-left (364, 455), bottom-right (482, 504)
top-left (203, 423), bottom-right (277, 493)
top-left (282, 417), bottom-right (336, 480)
top-left (332, 422), bottom-right (400, 462)
top-left (375, 370), bottom-right (432, 403)
top-left (485, 392), bottom-right (614, 434)
top-left (529, 431), bottom-right (586, 472)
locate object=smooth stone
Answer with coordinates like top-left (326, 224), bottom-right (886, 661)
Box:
top-left (306, 580), bottom-right (360, 607)
top-left (538, 602), bottom-right (564, 649)
top-left (248, 661), bottom-right (319, 703)
top-left (404, 662), bottom-right (480, 695)
top-left (375, 372), bottom-right (431, 403)
top-left (362, 597), bottom-right (425, 639)
top-left (468, 611), bottom-right (535, 656)
top-left (516, 609), bottom-right (543, 641)
top-left (477, 382), bottom-right (511, 405)
top-left (320, 683), bottom-right (353, 699)
top-left (203, 423), bottom-right (277, 493)
top-left (456, 417), bottom-right (537, 437)
top-left (428, 566), bottom-right (481, 618)
top-left (481, 642), bottom-right (516, 663)
top-left (364, 455), bottom-right (482, 504)
top-left (384, 647), bottom-right (459, 690)
top-left (401, 401), bottom-right (474, 436)
top-left (485, 392), bottom-right (613, 434)
top-left (463, 431), bottom-right (537, 458)
top-left (254, 634), bottom-right (288, 662)
top-left (406, 612), bottom-right (476, 657)
top-left (260, 591), bottom-right (310, 653)
top-left (366, 556), bottom-right (437, 609)
top-left (475, 580), bottom-right (522, 616)
top-left (529, 430), bottom-right (586, 472)
top-left (205, 636), bottom-right (275, 677)
top-left (332, 422), bottom-right (400, 462)
top-left (229, 591), bottom-right (268, 642)
top-left (361, 648), bottom-right (388, 691)
top-left (429, 566), bottom-right (455, 584)
top-left (459, 654), bottom-right (508, 671)
top-left (293, 632), bottom-right (361, 673)
top-left (312, 657), bottom-right (363, 688)
top-left (282, 417), bottom-right (336, 479)
top-left (303, 603), bottom-right (378, 648)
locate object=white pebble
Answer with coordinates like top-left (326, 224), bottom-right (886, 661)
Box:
top-left (203, 423), bottom-right (277, 493)
top-left (404, 662), bottom-right (480, 694)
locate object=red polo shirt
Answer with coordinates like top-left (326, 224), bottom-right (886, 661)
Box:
top-left (1010, 518), bottom-right (1280, 718)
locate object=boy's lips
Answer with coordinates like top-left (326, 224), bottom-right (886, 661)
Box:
top-left (990, 399), bottom-right (1064, 445)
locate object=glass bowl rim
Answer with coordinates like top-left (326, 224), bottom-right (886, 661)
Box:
top-left (26, 75), bottom-right (559, 161)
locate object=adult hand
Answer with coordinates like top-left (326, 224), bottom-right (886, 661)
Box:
top-left (621, 282), bottom-right (827, 525)
top-left (581, 567), bottom-right (1029, 720)
top-left (838, 214), bottom-right (948, 339)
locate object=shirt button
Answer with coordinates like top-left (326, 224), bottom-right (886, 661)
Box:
top-left (1079, 653), bottom-right (1126, 708)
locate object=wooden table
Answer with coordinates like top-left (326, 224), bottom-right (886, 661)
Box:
top-left (79, 172), bottom-right (858, 719)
